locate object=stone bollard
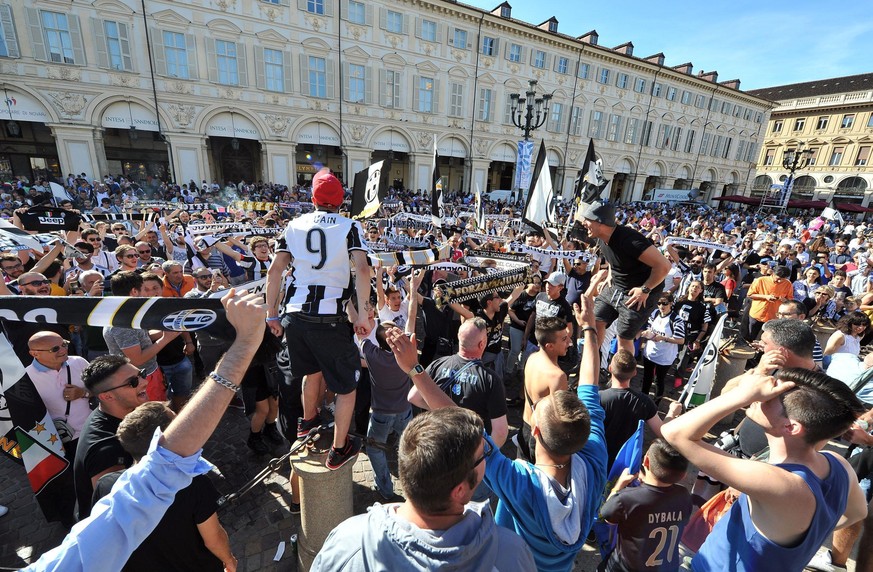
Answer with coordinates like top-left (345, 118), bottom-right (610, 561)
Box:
top-left (711, 342), bottom-right (757, 425)
top-left (812, 321), bottom-right (836, 359)
top-left (290, 448), bottom-right (355, 571)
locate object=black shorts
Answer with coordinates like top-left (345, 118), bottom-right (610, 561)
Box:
top-left (594, 283), bottom-right (661, 340)
top-left (282, 313), bottom-right (361, 395)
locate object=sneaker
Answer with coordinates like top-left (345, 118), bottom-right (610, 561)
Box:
top-left (263, 422), bottom-right (285, 445)
top-left (247, 431), bottom-right (269, 455)
top-left (806, 549), bottom-right (847, 572)
top-left (289, 502), bottom-right (301, 515)
top-left (297, 414), bottom-right (323, 439)
top-left (326, 435), bottom-right (361, 471)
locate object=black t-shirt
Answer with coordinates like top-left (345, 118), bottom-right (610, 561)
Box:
top-left (94, 472), bottom-right (223, 572)
top-left (674, 300), bottom-right (707, 339)
top-left (427, 354), bottom-right (507, 433)
top-left (600, 483), bottom-right (693, 572)
top-left (74, 408), bottom-right (132, 520)
top-left (534, 292), bottom-right (576, 340)
top-left (702, 280), bottom-right (728, 322)
top-left (510, 291), bottom-right (537, 332)
top-left (598, 225), bottom-right (656, 291)
top-left (599, 387), bottom-right (658, 469)
top-left (156, 334), bottom-right (186, 366)
top-left (477, 303), bottom-right (508, 355)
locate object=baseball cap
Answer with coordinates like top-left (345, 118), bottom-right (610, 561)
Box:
top-left (581, 201), bottom-right (616, 227)
top-left (311, 169), bottom-right (344, 209)
top-left (544, 271), bottom-right (566, 286)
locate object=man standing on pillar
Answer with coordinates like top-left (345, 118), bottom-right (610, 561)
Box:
top-left (266, 168), bottom-right (372, 470)
top-left (578, 201), bottom-right (672, 354)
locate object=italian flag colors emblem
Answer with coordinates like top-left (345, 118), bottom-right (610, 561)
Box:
top-left (15, 428), bottom-right (69, 494)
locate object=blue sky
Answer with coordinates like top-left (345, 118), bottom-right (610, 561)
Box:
top-left (463, 0), bottom-right (871, 90)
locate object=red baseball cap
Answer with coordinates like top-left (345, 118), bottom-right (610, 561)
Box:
top-left (311, 169), bottom-right (344, 208)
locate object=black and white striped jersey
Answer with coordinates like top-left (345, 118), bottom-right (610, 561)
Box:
top-left (276, 211), bottom-right (367, 316)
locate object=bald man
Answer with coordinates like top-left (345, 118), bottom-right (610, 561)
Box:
top-left (410, 318), bottom-right (509, 448)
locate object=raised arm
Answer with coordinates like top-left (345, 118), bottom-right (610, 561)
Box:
top-left (212, 240), bottom-right (244, 261)
top-left (386, 328), bottom-right (456, 410)
top-left (265, 250), bottom-right (291, 337)
top-left (574, 294), bottom-right (599, 386)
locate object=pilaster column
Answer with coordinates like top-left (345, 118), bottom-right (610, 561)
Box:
top-left (47, 123), bottom-right (102, 180)
top-left (260, 141), bottom-right (297, 186)
top-left (163, 133), bottom-right (209, 185)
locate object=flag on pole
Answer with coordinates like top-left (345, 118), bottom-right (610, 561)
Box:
top-left (431, 143), bottom-right (443, 232)
top-left (0, 327), bottom-right (74, 522)
top-left (592, 420), bottom-right (645, 558)
top-left (680, 314), bottom-right (728, 408)
top-left (574, 139), bottom-right (610, 206)
top-left (350, 159), bottom-right (391, 219)
top-left (521, 141), bottom-right (554, 233)
top-left (474, 183), bottom-right (486, 231)
top-left (48, 182), bottom-right (71, 206)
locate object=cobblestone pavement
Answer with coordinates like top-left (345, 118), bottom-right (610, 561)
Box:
top-left (0, 376), bottom-right (856, 571)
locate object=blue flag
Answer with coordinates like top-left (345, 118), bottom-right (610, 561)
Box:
top-left (592, 420), bottom-right (645, 559)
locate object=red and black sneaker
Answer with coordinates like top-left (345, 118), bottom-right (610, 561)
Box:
top-left (326, 435), bottom-right (361, 471)
top-left (297, 415), bottom-right (323, 439)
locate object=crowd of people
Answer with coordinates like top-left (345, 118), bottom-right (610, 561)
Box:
top-left (3, 168), bottom-right (873, 572)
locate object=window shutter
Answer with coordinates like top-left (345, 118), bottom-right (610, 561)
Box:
top-left (365, 4), bottom-right (374, 26)
top-left (491, 38), bottom-right (499, 57)
top-left (379, 68), bottom-right (387, 107)
top-left (67, 15), bottom-right (86, 65)
top-left (447, 26), bottom-right (454, 45)
top-left (185, 33), bottom-right (198, 78)
top-left (283, 50), bottom-right (293, 93)
top-left (119, 22), bottom-right (132, 71)
top-left (323, 0), bottom-right (334, 17)
top-left (432, 78), bottom-right (440, 113)
top-left (151, 29), bottom-right (167, 76)
top-left (365, 65), bottom-right (373, 104)
top-left (0, 5), bottom-right (18, 58)
top-left (236, 43), bottom-right (247, 86)
top-left (326, 58), bottom-right (335, 99)
top-left (544, 53), bottom-right (551, 70)
top-left (379, 7), bottom-right (387, 30)
top-left (341, 61), bottom-right (350, 100)
top-left (254, 46), bottom-right (265, 89)
top-left (300, 53), bottom-right (310, 95)
top-left (414, 17), bottom-right (422, 39)
top-left (340, 0), bottom-right (348, 21)
top-left (502, 41), bottom-right (509, 61)
top-left (92, 18), bottom-right (109, 69)
top-left (412, 74), bottom-right (420, 111)
top-left (401, 14), bottom-right (408, 35)
top-left (297, 0), bottom-right (307, 10)
top-left (25, 8), bottom-right (46, 62)
top-left (205, 37), bottom-right (217, 82)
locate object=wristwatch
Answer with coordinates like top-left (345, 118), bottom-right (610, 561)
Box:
top-left (641, 285), bottom-right (652, 294)
top-left (408, 364), bottom-right (425, 377)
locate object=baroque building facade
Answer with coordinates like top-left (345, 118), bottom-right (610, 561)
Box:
top-left (0, 0), bottom-right (770, 202)
top-left (748, 74), bottom-right (873, 209)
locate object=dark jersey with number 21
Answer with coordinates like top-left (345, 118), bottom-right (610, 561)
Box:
top-left (600, 482), bottom-right (693, 572)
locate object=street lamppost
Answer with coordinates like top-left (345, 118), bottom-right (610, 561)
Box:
top-left (509, 80), bottom-right (551, 202)
top-left (781, 142), bottom-right (813, 206)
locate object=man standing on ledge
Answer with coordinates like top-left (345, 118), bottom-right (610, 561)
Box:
top-left (266, 168), bottom-right (371, 470)
top-left (578, 201), bottom-right (672, 354)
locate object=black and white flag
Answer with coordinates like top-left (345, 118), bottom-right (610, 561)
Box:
top-left (351, 160), bottom-right (391, 219)
top-left (475, 183), bottom-right (486, 231)
top-left (521, 141), bottom-right (555, 233)
top-left (431, 143), bottom-right (443, 232)
top-left (575, 139), bottom-right (609, 206)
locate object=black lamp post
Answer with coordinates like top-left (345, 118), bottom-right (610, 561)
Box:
top-left (509, 80), bottom-right (551, 202)
top-left (229, 112), bottom-right (240, 151)
top-left (3, 87), bottom-right (20, 137)
top-left (781, 142), bottom-right (813, 205)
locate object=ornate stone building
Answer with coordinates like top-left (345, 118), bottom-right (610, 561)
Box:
top-left (748, 74), bottom-right (873, 210)
top-left (0, 0), bottom-right (769, 201)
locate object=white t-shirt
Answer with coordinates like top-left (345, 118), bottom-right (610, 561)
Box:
top-left (379, 304), bottom-right (409, 330)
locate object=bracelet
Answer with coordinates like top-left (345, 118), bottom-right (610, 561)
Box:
top-left (209, 371), bottom-right (240, 393)
top-left (581, 326), bottom-right (597, 335)
top-left (265, 316), bottom-right (281, 322)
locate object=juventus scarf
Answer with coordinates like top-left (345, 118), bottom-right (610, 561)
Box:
top-left (383, 230), bottom-right (431, 249)
top-left (665, 237), bottom-right (737, 256)
top-left (464, 249), bottom-right (531, 271)
top-left (432, 266), bottom-right (530, 308)
top-left (368, 244), bottom-right (451, 268)
top-left (505, 243), bottom-right (597, 262)
top-left (81, 212), bottom-right (157, 222)
top-left (16, 206), bottom-right (81, 231)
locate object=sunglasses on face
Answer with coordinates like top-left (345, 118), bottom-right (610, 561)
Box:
top-left (101, 368), bottom-right (147, 393)
top-left (137, 249), bottom-right (151, 254)
top-left (31, 340), bottom-right (69, 353)
top-left (472, 436), bottom-right (493, 470)
top-left (658, 301), bottom-right (671, 306)
top-left (123, 254), bottom-right (138, 259)
top-left (21, 279), bottom-right (50, 287)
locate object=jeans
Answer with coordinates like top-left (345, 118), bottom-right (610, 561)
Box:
top-left (507, 328), bottom-right (537, 376)
top-left (160, 357), bottom-right (193, 398)
top-left (367, 408), bottom-right (413, 496)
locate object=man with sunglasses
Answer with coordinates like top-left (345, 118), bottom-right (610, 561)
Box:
top-left (73, 355), bottom-right (149, 521)
top-left (80, 228), bottom-right (118, 272)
